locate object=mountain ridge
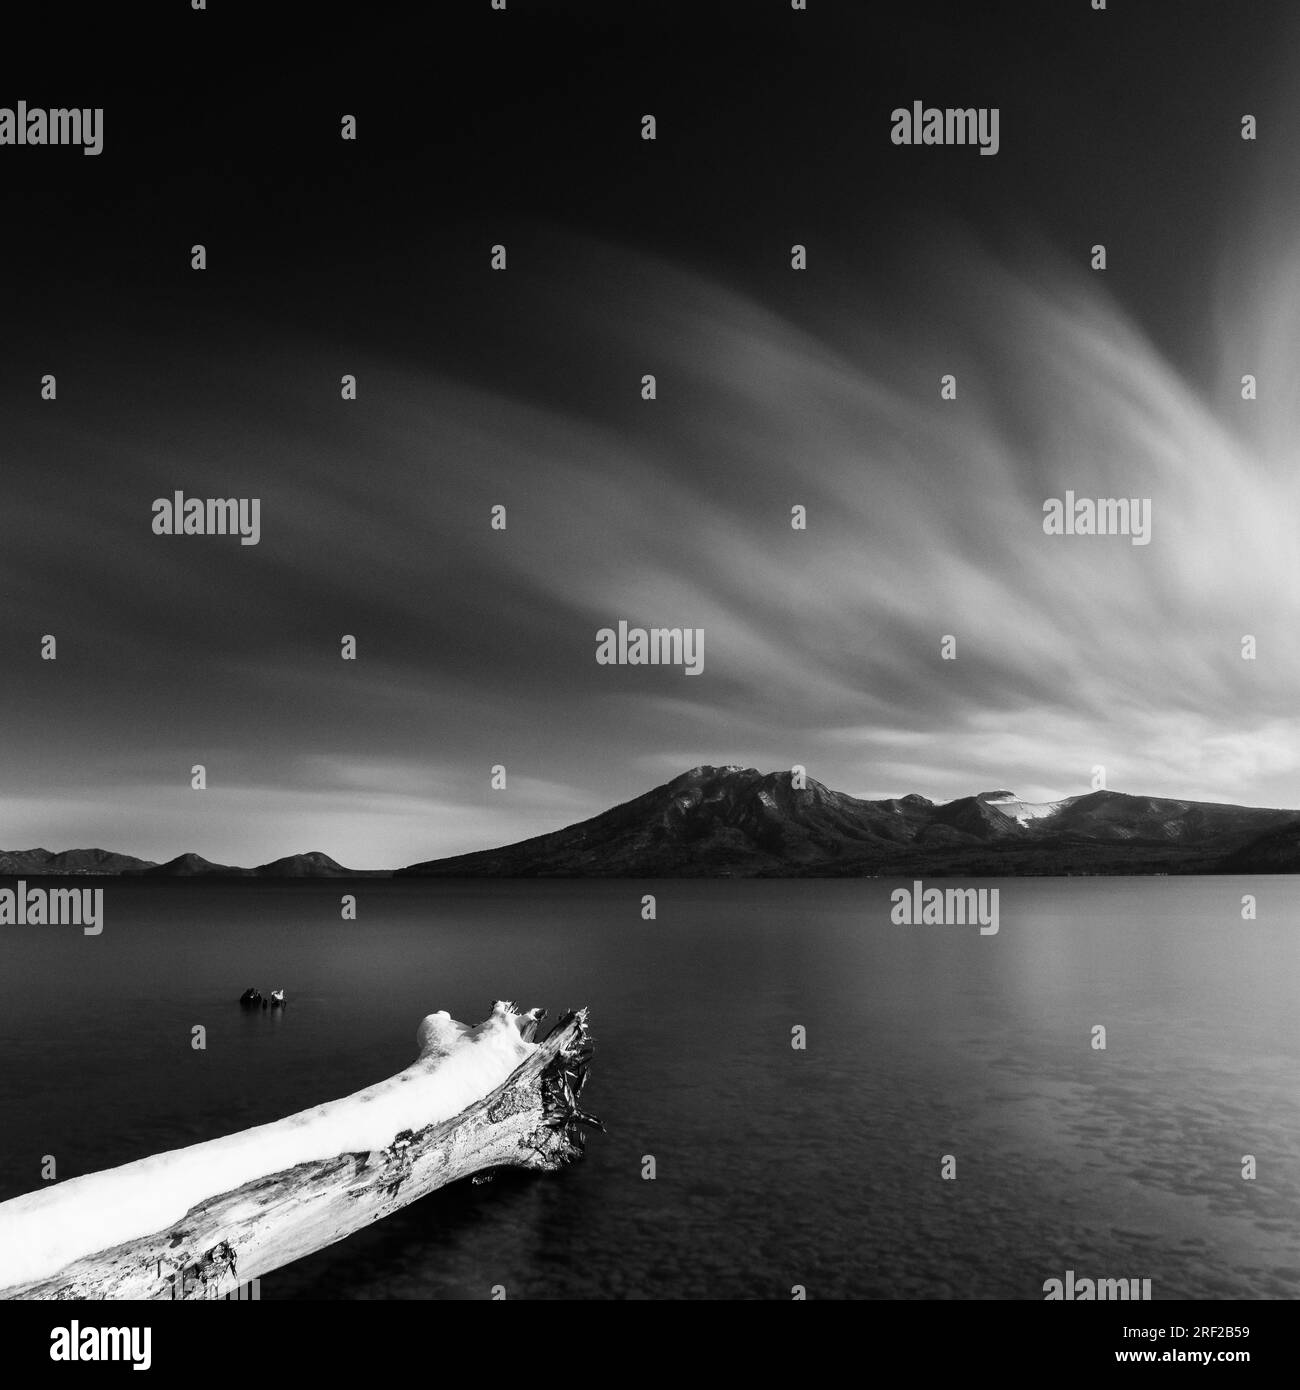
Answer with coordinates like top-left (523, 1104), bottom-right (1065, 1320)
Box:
top-left (0, 849), bottom-right (378, 878)
top-left (397, 765), bottom-right (1300, 877)
top-left (4, 767), bottom-right (1299, 876)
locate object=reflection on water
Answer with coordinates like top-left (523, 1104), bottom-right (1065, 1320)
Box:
top-left (0, 877), bottom-right (1295, 1299)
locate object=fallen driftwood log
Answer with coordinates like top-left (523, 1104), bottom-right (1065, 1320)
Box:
top-left (0, 1001), bottom-right (598, 1300)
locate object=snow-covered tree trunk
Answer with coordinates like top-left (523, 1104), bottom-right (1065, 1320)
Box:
top-left (0, 1003), bottom-right (598, 1300)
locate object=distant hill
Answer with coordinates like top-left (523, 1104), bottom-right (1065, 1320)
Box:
top-left (137, 851), bottom-right (371, 878)
top-left (0, 848), bottom-right (157, 876)
top-left (0, 849), bottom-right (373, 878)
top-left (396, 765), bottom-right (1299, 878)
top-left (251, 852), bottom-right (354, 877)
top-left (141, 853), bottom-right (253, 877)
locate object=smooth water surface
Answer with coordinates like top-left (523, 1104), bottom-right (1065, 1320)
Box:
top-left (0, 877), bottom-right (1296, 1299)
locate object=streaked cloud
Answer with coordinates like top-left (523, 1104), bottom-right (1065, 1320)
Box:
top-left (4, 217), bottom-right (1298, 861)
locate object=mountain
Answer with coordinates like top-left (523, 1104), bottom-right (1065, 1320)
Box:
top-left (1217, 820), bottom-right (1300, 873)
top-left (398, 764), bottom-right (914, 877)
top-left (0, 848), bottom-right (157, 876)
top-left (141, 853), bottom-right (254, 877)
top-left (137, 851), bottom-right (369, 877)
top-left (251, 852), bottom-right (354, 877)
top-left (396, 765), bottom-right (1300, 878)
top-left (0, 847), bottom-right (378, 878)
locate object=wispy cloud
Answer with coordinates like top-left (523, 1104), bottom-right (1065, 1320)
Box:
top-left (4, 217), bottom-right (1298, 860)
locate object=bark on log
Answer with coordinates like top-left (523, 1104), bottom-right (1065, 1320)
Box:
top-left (0, 1003), bottom-right (598, 1300)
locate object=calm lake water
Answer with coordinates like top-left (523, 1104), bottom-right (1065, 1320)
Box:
top-left (0, 877), bottom-right (1297, 1299)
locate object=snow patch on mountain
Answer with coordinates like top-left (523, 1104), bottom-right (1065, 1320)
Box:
top-left (987, 797), bottom-right (1073, 827)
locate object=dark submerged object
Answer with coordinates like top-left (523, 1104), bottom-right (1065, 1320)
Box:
top-left (238, 988), bottom-right (263, 1009)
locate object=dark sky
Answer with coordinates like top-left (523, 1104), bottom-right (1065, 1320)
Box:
top-left (3, 1), bottom-right (1299, 865)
